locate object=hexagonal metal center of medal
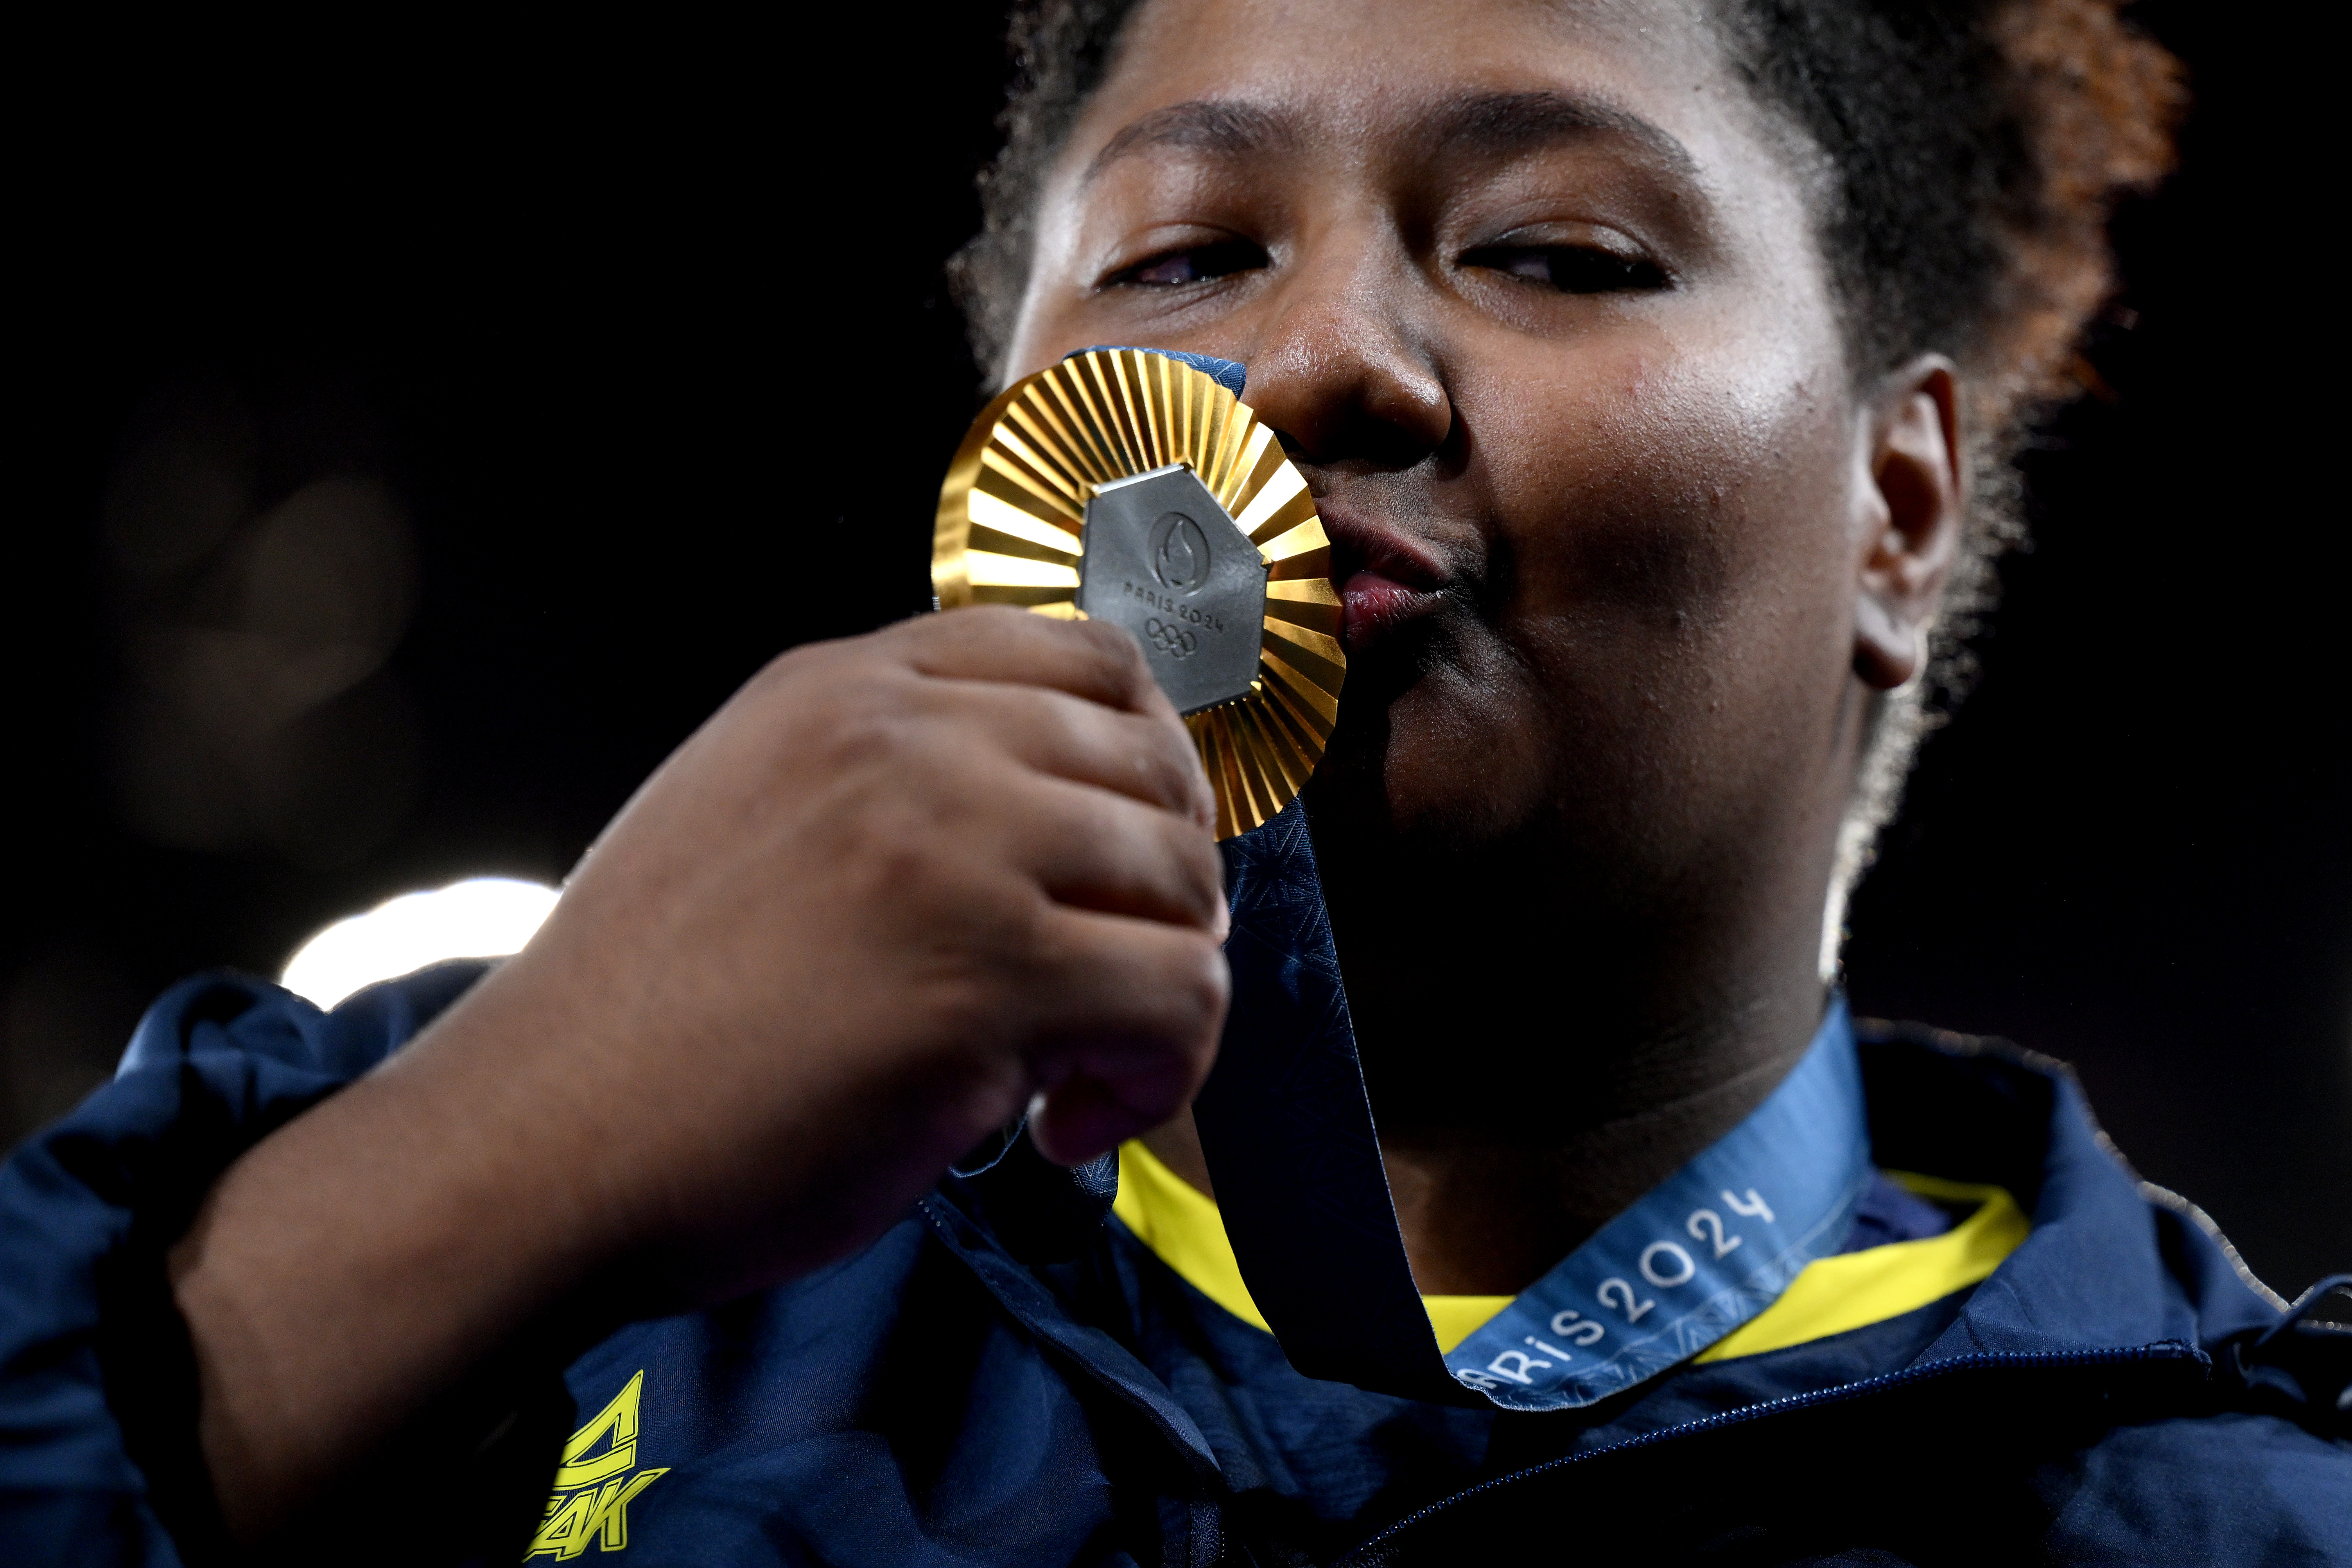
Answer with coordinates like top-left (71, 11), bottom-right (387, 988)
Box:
top-left (1078, 463), bottom-right (1269, 715)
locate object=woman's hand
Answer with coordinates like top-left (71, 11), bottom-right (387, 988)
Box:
top-left (169, 607), bottom-right (1229, 1539)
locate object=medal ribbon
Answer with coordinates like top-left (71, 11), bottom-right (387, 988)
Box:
top-left (1195, 798), bottom-right (1870, 1410)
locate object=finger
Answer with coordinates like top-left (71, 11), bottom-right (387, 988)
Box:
top-left (1017, 903), bottom-right (1230, 1050)
top-left (1003, 774), bottom-right (1228, 936)
top-left (1014, 909), bottom-right (1229, 1163)
top-left (1029, 1073), bottom-right (1188, 1168)
top-left (916, 680), bottom-right (1212, 827)
top-left (898, 607), bottom-right (1173, 721)
top-left (1028, 1028), bottom-right (1219, 1167)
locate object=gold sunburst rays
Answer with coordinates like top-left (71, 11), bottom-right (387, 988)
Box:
top-left (934, 348), bottom-right (1345, 839)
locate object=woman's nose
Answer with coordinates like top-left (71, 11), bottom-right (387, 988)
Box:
top-left (1236, 233), bottom-right (1453, 471)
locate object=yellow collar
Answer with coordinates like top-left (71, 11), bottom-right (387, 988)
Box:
top-left (1111, 1140), bottom-right (2026, 1362)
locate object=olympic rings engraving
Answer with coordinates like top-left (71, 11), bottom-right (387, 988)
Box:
top-left (1144, 617), bottom-right (1198, 659)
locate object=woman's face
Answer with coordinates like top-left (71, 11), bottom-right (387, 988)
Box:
top-left (1005, 0), bottom-right (1941, 980)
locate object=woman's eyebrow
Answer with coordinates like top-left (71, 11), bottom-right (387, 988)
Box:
top-left (1432, 90), bottom-right (1696, 177)
top-left (1084, 100), bottom-right (1293, 184)
top-left (1082, 89), bottom-right (1694, 186)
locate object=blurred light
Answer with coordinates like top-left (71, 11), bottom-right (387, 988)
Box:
top-left (280, 877), bottom-right (559, 1009)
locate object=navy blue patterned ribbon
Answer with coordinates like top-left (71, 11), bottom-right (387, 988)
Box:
top-left (1068, 345), bottom-right (1249, 398)
top-left (1193, 801), bottom-right (1464, 1399)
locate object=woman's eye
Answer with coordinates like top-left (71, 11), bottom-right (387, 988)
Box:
top-left (1114, 239), bottom-right (1268, 287)
top-left (1461, 244), bottom-right (1667, 294)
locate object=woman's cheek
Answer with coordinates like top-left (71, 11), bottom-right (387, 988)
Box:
top-left (1470, 335), bottom-right (1855, 784)
top-left (1477, 358), bottom-right (1746, 636)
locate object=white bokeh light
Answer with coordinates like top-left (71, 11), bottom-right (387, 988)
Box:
top-left (280, 876), bottom-right (560, 1009)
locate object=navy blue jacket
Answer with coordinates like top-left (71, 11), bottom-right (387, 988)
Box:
top-left (2, 963), bottom-right (2346, 1565)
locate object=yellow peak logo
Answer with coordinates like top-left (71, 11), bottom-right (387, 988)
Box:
top-left (527, 1371), bottom-right (668, 1559)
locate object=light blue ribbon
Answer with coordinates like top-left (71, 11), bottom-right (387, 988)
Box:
top-left (1446, 1001), bottom-right (1871, 1409)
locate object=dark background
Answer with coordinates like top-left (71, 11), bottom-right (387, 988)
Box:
top-left (11, 7), bottom-right (2344, 1295)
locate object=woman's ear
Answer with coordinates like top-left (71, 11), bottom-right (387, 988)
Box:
top-left (1851, 356), bottom-right (1965, 690)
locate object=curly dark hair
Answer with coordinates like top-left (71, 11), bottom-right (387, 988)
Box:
top-left (948, 0), bottom-right (2182, 956)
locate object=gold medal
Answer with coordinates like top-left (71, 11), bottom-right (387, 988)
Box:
top-left (933, 348), bottom-right (1345, 840)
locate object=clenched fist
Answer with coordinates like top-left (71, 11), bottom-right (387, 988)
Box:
top-left (478, 605), bottom-right (1232, 1301)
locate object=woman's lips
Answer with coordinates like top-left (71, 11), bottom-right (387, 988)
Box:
top-left (1320, 506), bottom-right (1451, 653)
top-left (1340, 569), bottom-right (1443, 652)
